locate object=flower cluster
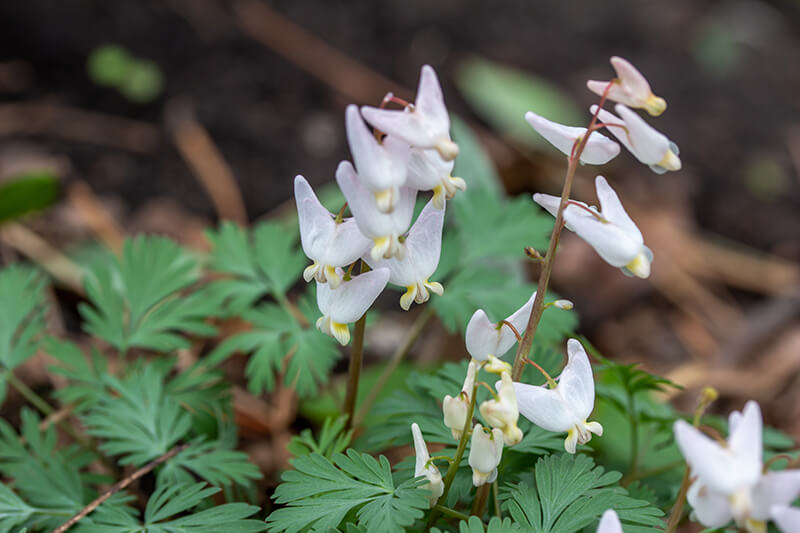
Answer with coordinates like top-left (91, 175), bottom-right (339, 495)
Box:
top-left (294, 65), bottom-right (465, 344)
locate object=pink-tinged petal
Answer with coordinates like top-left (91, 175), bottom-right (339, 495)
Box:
top-left (674, 420), bottom-right (743, 494)
top-left (558, 339), bottom-right (596, 420)
top-left (513, 381), bottom-right (578, 432)
top-left (316, 268), bottom-right (390, 324)
top-left (614, 104), bottom-right (670, 165)
top-left (596, 509), bottom-right (623, 533)
top-left (465, 309), bottom-right (498, 362)
top-left (772, 505), bottom-right (800, 533)
top-left (295, 176), bottom-right (335, 260)
top-left (564, 209), bottom-right (642, 267)
top-left (594, 176), bottom-right (641, 238)
top-left (610, 56), bottom-right (652, 102)
top-left (532, 192), bottom-right (561, 218)
top-left (345, 105), bottom-right (408, 192)
top-left (589, 105), bottom-right (633, 153)
top-left (751, 470), bottom-right (800, 520)
top-left (524, 111), bottom-right (619, 165)
top-left (415, 65), bottom-right (449, 137)
top-left (727, 401), bottom-right (763, 486)
top-left (686, 481), bottom-right (734, 528)
top-left (502, 291), bottom-right (537, 354)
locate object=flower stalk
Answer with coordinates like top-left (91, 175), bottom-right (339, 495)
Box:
top-left (344, 262), bottom-right (370, 430)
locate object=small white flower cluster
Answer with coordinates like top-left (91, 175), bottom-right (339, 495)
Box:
top-left (295, 66), bottom-right (465, 345)
top-left (529, 56), bottom-right (681, 279)
top-left (674, 401), bottom-right (800, 533)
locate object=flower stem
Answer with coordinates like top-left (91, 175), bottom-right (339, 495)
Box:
top-left (511, 82), bottom-right (613, 381)
top-left (470, 484), bottom-right (489, 517)
top-left (7, 371), bottom-right (54, 416)
top-left (343, 312), bottom-right (367, 431)
top-left (426, 377), bottom-right (479, 530)
top-left (353, 306), bottom-right (433, 426)
top-left (492, 480), bottom-right (502, 519)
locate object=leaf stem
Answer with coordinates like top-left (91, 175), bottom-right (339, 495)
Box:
top-left (433, 505), bottom-right (470, 522)
top-left (511, 82), bottom-right (613, 381)
top-left (353, 306), bottom-right (434, 426)
top-left (492, 480), bottom-right (501, 519)
top-left (7, 371), bottom-right (54, 416)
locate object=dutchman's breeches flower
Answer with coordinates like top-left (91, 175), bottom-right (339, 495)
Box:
top-left (411, 422), bottom-right (444, 507)
top-left (596, 509), bottom-right (623, 533)
top-left (443, 361), bottom-right (477, 440)
top-left (344, 105), bottom-right (409, 213)
top-left (587, 56), bottom-right (667, 116)
top-left (480, 371), bottom-right (522, 446)
top-left (524, 111), bottom-right (620, 165)
top-left (315, 267), bottom-right (390, 345)
top-left (294, 175), bottom-right (372, 288)
top-left (465, 292), bottom-right (536, 363)
top-left (513, 339), bottom-right (603, 454)
top-left (361, 65), bottom-right (458, 161)
top-left (534, 176), bottom-right (653, 279)
top-left (468, 424), bottom-right (504, 487)
top-left (675, 401), bottom-right (800, 532)
top-left (772, 505), bottom-right (800, 533)
top-left (406, 147), bottom-right (466, 209)
top-left (335, 160), bottom-right (416, 262)
top-left (590, 104), bottom-right (681, 174)
top-left (365, 199), bottom-right (445, 310)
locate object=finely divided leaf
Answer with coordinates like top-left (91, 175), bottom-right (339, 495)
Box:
top-left (0, 265), bottom-right (48, 372)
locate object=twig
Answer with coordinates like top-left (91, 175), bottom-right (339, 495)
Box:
top-left (53, 443), bottom-right (189, 533)
top-left (67, 180), bottom-right (125, 254)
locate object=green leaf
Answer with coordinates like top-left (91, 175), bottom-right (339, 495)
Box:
top-left (87, 43), bottom-right (132, 87)
top-left (80, 236), bottom-right (219, 353)
top-left (455, 56), bottom-right (583, 150)
top-left (0, 483), bottom-right (34, 532)
top-left (0, 170), bottom-right (59, 223)
top-left (46, 338), bottom-right (108, 412)
top-left (83, 365), bottom-right (192, 466)
top-left (0, 265), bottom-right (48, 373)
top-left (502, 454), bottom-right (664, 533)
top-left (287, 416), bottom-right (353, 459)
top-left (160, 438), bottom-right (262, 489)
top-left (266, 450), bottom-right (428, 533)
top-left (457, 516), bottom-right (522, 533)
top-left (450, 115), bottom-right (503, 199)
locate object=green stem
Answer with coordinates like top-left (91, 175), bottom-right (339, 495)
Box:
top-left (433, 505), bottom-right (470, 522)
top-left (511, 84), bottom-right (613, 381)
top-left (664, 467), bottom-right (691, 533)
top-left (426, 378), bottom-right (479, 530)
top-left (7, 371), bottom-right (54, 415)
top-left (622, 394), bottom-right (640, 486)
top-left (343, 312), bottom-right (367, 431)
top-left (493, 480), bottom-right (501, 519)
top-left (353, 306), bottom-right (434, 426)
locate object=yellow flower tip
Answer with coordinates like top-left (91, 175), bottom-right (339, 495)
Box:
top-left (657, 147), bottom-right (682, 172)
top-left (449, 175), bottom-right (466, 193)
top-left (565, 428), bottom-right (578, 454)
top-left (331, 321), bottom-right (351, 346)
top-left (303, 262), bottom-right (319, 283)
top-left (425, 280), bottom-right (444, 296)
top-left (374, 189), bottom-right (395, 213)
top-left (625, 251), bottom-right (651, 279)
top-left (484, 355), bottom-right (512, 375)
top-left (324, 265), bottom-right (341, 289)
top-left (432, 185), bottom-right (446, 210)
top-left (435, 138), bottom-right (459, 161)
top-left (701, 386), bottom-right (719, 404)
top-left (644, 94), bottom-right (667, 116)
top-left (400, 285), bottom-right (417, 311)
top-left (503, 424), bottom-right (523, 446)
top-left (743, 518), bottom-right (766, 533)
top-left (371, 236), bottom-right (391, 261)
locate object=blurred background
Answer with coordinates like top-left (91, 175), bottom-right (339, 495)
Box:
top-left (1, 0), bottom-right (800, 469)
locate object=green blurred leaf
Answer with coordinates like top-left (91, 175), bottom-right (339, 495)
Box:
top-left (0, 171), bottom-right (59, 223)
top-left (120, 59), bottom-right (164, 103)
top-left (87, 43), bottom-right (132, 87)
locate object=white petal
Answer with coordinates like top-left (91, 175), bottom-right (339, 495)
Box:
top-left (295, 176), bottom-right (336, 260)
top-left (687, 481), bottom-right (734, 528)
top-left (674, 420), bottom-right (747, 495)
top-left (558, 339), bottom-right (596, 420)
top-left (406, 147), bottom-right (454, 191)
top-left (415, 65), bottom-right (450, 139)
top-left (316, 268), bottom-right (390, 324)
top-left (772, 505), bottom-right (800, 533)
top-left (465, 309), bottom-right (499, 361)
top-left (728, 400), bottom-right (763, 482)
top-left (532, 192), bottom-right (561, 218)
top-left (524, 111), bottom-right (619, 165)
top-left (594, 176), bottom-right (641, 237)
top-left (345, 105), bottom-right (408, 192)
top-left (502, 291), bottom-right (537, 355)
top-left (564, 208), bottom-right (642, 267)
top-left (596, 509), bottom-right (623, 533)
top-left (610, 57), bottom-right (652, 101)
top-left (323, 218), bottom-right (372, 267)
top-left (469, 424), bottom-right (501, 473)
top-left (590, 105), bottom-right (633, 153)
top-left (411, 422), bottom-right (431, 475)
top-left (751, 470), bottom-right (800, 520)
top-left (513, 382), bottom-right (578, 432)
top-left (614, 104), bottom-right (670, 165)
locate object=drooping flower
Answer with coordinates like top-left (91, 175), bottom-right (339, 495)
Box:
top-left (587, 56), bottom-right (667, 116)
top-left (772, 505), bottom-right (800, 533)
top-left (513, 339), bottom-right (603, 454)
top-left (443, 361), bottom-right (477, 440)
top-left (468, 424), bottom-right (504, 487)
top-left (335, 160), bottom-right (417, 261)
top-left (480, 371), bottom-right (522, 446)
top-left (590, 104), bottom-right (681, 173)
top-left (361, 65), bottom-right (458, 161)
top-left (295, 175), bottom-right (372, 288)
top-left (344, 105), bottom-right (409, 213)
top-left (533, 176), bottom-right (653, 278)
top-left (411, 422), bottom-right (444, 507)
top-left (315, 267), bottom-right (390, 345)
top-left (465, 292), bottom-right (536, 363)
top-left (524, 111), bottom-right (620, 165)
top-left (406, 147), bottom-right (466, 209)
top-left (596, 509), bottom-right (623, 533)
top-left (364, 198), bottom-right (444, 310)
top-left (675, 401), bottom-right (800, 532)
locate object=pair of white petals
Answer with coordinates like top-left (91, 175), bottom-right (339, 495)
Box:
top-left (469, 423), bottom-right (504, 487)
top-left (480, 371), bottom-right (523, 446)
top-left (411, 422), bottom-right (444, 507)
top-left (534, 176), bottom-right (652, 279)
top-left (511, 339), bottom-right (603, 454)
top-left (315, 268), bottom-right (389, 345)
top-left (465, 292), bottom-right (537, 363)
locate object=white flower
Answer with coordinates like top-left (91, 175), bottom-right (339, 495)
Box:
top-left (468, 423), bottom-right (504, 487)
top-left (361, 65), bottom-right (458, 161)
top-left (295, 175), bottom-right (372, 289)
top-left (364, 199), bottom-right (444, 310)
top-left (772, 505), bottom-right (800, 533)
top-left (524, 111), bottom-right (620, 165)
top-left (465, 292), bottom-right (536, 362)
top-left (596, 509), bottom-right (623, 533)
top-left (513, 339), bottom-right (603, 454)
top-left (675, 401), bottom-right (800, 532)
top-left (443, 361), bottom-right (477, 440)
top-left (481, 371), bottom-right (522, 446)
top-left (344, 105), bottom-right (409, 213)
top-left (406, 147), bottom-right (466, 209)
top-left (335, 160), bottom-right (417, 261)
top-left (587, 56), bottom-right (667, 116)
top-left (315, 267), bottom-right (390, 345)
top-left (533, 176), bottom-right (653, 278)
top-left (590, 104), bottom-right (681, 174)
top-left (411, 422), bottom-right (444, 507)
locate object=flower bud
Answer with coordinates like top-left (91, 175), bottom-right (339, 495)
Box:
top-left (443, 361), bottom-right (477, 439)
top-left (411, 422), bottom-right (444, 507)
top-left (468, 424), bottom-right (504, 487)
top-left (480, 371), bottom-right (523, 446)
